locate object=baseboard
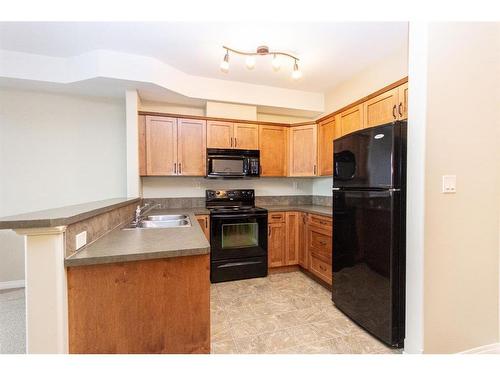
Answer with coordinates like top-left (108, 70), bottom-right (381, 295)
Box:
top-left (0, 279), bottom-right (25, 290)
top-left (459, 343), bottom-right (500, 354)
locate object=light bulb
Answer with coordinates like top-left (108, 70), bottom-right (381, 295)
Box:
top-left (245, 56), bottom-right (256, 70)
top-left (220, 51), bottom-right (229, 73)
top-left (271, 54), bottom-right (281, 71)
top-left (292, 60), bottom-right (302, 80)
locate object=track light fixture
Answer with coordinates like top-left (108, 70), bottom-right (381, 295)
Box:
top-left (220, 45), bottom-right (301, 79)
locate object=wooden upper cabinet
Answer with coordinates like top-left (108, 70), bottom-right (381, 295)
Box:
top-left (259, 125), bottom-right (287, 177)
top-left (363, 87), bottom-right (399, 129)
top-left (317, 118), bottom-right (335, 176)
top-left (145, 116), bottom-right (177, 176)
top-left (338, 104), bottom-right (364, 136)
top-left (138, 115), bottom-right (147, 176)
top-left (207, 121), bottom-right (233, 148)
top-left (398, 82), bottom-right (408, 120)
top-left (177, 118), bottom-right (207, 176)
top-left (285, 212), bottom-right (299, 265)
top-left (234, 123), bottom-right (259, 150)
top-left (288, 124), bottom-right (318, 177)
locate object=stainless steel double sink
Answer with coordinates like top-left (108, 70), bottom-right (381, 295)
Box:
top-left (123, 214), bottom-right (191, 230)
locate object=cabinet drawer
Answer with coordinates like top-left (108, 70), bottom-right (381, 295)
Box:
top-left (268, 212), bottom-right (286, 223)
top-left (308, 214), bottom-right (332, 230)
top-left (310, 254), bottom-right (332, 285)
top-left (309, 229), bottom-right (332, 261)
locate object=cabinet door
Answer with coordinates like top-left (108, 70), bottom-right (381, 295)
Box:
top-left (259, 125), bottom-right (288, 176)
top-left (145, 116), bottom-right (177, 175)
top-left (138, 115), bottom-right (147, 176)
top-left (285, 212), bottom-right (299, 265)
top-left (288, 124), bottom-right (317, 176)
top-left (195, 215), bottom-right (210, 241)
top-left (298, 213), bottom-right (308, 269)
top-left (268, 222), bottom-right (286, 268)
top-left (317, 118), bottom-right (335, 176)
top-left (177, 118), bottom-right (206, 176)
top-left (233, 123), bottom-right (259, 150)
top-left (398, 82), bottom-right (408, 120)
top-left (363, 87), bottom-right (399, 129)
top-left (339, 105), bottom-right (364, 136)
top-left (207, 121), bottom-right (233, 148)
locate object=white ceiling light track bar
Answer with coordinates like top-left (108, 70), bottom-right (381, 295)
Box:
top-left (220, 45), bottom-right (302, 80)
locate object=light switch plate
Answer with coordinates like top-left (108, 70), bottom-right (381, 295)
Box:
top-left (76, 231), bottom-right (87, 250)
top-left (442, 175), bottom-right (457, 193)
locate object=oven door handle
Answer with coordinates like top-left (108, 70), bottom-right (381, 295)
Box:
top-left (217, 260), bottom-right (264, 268)
top-left (211, 213), bottom-right (267, 219)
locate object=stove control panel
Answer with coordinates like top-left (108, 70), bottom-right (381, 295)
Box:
top-left (206, 189), bottom-right (255, 206)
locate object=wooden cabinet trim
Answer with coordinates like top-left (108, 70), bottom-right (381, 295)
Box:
top-left (138, 115), bottom-right (147, 176)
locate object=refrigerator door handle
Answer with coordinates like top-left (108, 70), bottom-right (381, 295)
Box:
top-left (388, 188), bottom-right (401, 192)
top-left (332, 187), bottom-right (341, 191)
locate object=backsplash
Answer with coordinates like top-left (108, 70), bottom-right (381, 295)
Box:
top-left (143, 195), bottom-right (332, 208)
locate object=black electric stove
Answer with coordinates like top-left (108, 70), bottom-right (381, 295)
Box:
top-left (206, 189), bottom-right (268, 283)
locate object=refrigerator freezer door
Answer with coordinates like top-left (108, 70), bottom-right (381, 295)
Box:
top-left (333, 122), bottom-right (404, 189)
top-left (332, 189), bottom-right (404, 346)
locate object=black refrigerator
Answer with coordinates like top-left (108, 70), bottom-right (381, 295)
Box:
top-left (332, 121), bottom-right (406, 348)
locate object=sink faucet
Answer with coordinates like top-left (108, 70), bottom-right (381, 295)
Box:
top-left (134, 202), bottom-right (159, 223)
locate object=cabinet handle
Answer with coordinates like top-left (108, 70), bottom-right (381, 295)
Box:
top-left (268, 227), bottom-right (271, 236)
top-left (398, 103), bottom-right (403, 117)
top-left (174, 163), bottom-right (177, 174)
top-left (319, 221), bottom-right (327, 225)
top-left (320, 265), bottom-right (326, 271)
top-left (271, 215), bottom-right (282, 219)
top-left (178, 163), bottom-right (182, 174)
top-left (314, 165), bottom-right (317, 175)
top-left (231, 137), bottom-right (233, 147)
top-left (392, 105), bottom-right (397, 120)
top-left (205, 218), bottom-right (208, 228)
top-left (235, 138), bottom-right (237, 148)
top-left (319, 241), bottom-right (326, 246)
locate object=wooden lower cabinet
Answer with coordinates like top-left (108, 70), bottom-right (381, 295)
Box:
top-left (195, 215), bottom-right (210, 241)
top-left (298, 212), bottom-right (308, 268)
top-left (267, 211), bottom-right (300, 268)
top-left (67, 255), bottom-right (210, 354)
top-left (285, 212), bottom-right (299, 265)
top-left (268, 221), bottom-right (286, 268)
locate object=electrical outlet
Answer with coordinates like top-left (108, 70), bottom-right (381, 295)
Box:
top-left (442, 175), bottom-right (457, 194)
top-left (76, 231), bottom-right (87, 250)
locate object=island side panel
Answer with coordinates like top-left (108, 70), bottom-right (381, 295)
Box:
top-left (67, 254), bottom-right (210, 354)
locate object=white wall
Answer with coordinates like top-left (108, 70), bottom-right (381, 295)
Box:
top-left (421, 22), bottom-right (500, 353)
top-left (206, 101), bottom-right (257, 120)
top-left (0, 88), bottom-right (127, 283)
top-left (142, 177), bottom-right (313, 198)
top-left (312, 44), bottom-right (409, 197)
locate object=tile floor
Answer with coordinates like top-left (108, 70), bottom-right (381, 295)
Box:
top-left (0, 288), bottom-right (26, 354)
top-left (210, 271), bottom-right (401, 354)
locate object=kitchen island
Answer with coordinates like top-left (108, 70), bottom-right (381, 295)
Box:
top-left (0, 201), bottom-right (211, 354)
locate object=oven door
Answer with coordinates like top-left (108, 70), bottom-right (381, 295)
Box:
top-left (210, 213), bottom-right (268, 260)
top-left (207, 155), bottom-right (247, 177)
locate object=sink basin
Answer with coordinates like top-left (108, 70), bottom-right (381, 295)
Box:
top-left (140, 219), bottom-right (191, 228)
top-left (123, 217), bottom-right (192, 230)
top-left (147, 214), bottom-right (189, 221)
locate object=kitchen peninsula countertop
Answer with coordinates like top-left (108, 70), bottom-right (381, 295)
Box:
top-left (65, 209), bottom-right (210, 267)
top-left (0, 197), bottom-right (140, 230)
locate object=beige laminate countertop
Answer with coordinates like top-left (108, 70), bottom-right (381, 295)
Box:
top-left (65, 209), bottom-right (210, 267)
top-left (261, 205), bottom-right (332, 217)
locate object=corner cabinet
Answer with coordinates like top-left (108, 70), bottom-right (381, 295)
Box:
top-left (259, 125), bottom-right (288, 176)
top-left (195, 215), bottom-right (210, 241)
top-left (288, 124), bottom-right (317, 176)
top-left (139, 115), bottom-right (206, 176)
top-left (207, 121), bottom-right (258, 150)
top-left (268, 212), bottom-right (300, 268)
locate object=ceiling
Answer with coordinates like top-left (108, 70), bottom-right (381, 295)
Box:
top-left (0, 22), bottom-right (408, 93)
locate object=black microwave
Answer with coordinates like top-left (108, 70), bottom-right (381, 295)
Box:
top-left (206, 148), bottom-right (260, 178)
